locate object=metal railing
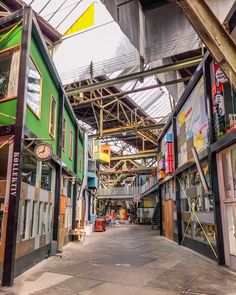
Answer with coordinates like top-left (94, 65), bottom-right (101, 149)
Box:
top-left (98, 175), bottom-right (159, 198)
top-left (140, 175), bottom-right (158, 194)
top-left (97, 186), bottom-right (140, 197)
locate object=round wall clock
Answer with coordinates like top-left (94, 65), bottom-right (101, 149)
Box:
top-left (34, 143), bottom-right (53, 161)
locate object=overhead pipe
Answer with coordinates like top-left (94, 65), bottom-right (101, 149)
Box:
top-left (66, 56), bottom-right (202, 96)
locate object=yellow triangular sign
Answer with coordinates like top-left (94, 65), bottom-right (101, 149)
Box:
top-left (64, 2), bottom-right (95, 36)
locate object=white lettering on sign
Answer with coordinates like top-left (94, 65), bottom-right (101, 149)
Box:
top-left (10, 152), bottom-right (20, 197)
top-left (215, 68), bottom-right (227, 84)
top-left (215, 93), bottom-right (225, 116)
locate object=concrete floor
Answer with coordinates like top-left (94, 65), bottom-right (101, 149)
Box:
top-left (1, 225), bottom-right (236, 295)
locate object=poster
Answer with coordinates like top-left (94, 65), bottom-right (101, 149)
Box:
top-left (177, 77), bottom-right (208, 167)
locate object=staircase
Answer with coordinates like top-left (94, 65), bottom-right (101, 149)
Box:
top-left (151, 203), bottom-right (160, 230)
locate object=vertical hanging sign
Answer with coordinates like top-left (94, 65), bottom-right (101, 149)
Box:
top-left (212, 62), bottom-right (227, 137)
top-left (10, 152), bottom-right (20, 197)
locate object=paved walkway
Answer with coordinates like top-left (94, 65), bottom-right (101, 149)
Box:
top-left (1, 225), bottom-right (236, 295)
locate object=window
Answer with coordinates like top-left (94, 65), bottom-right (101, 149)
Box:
top-left (0, 143), bottom-right (9, 180)
top-left (22, 150), bottom-right (37, 186)
top-left (62, 118), bottom-right (66, 150)
top-left (41, 162), bottom-right (52, 191)
top-left (22, 200), bottom-right (29, 240)
top-left (0, 49), bottom-right (20, 100)
top-left (69, 131), bottom-right (73, 159)
top-left (88, 159), bottom-right (96, 173)
top-left (48, 204), bottom-right (52, 232)
top-left (79, 150), bottom-right (83, 172)
top-left (26, 58), bottom-right (42, 117)
top-left (180, 163), bottom-right (216, 245)
top-left (67, 181), bottom-right (72, 198)
top-left (41, 203), bottom-right (47, 235)
top-left (30, 201), bottom-right (36, 237)
top-left (49, 96), bottom-right (56, 137)
top-left (37, 202), bottom-right (41, 235)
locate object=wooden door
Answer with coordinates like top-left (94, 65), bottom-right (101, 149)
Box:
top-left (164, 199), bottom-right (173, 240)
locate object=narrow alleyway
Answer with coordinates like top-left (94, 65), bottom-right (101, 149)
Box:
top-left (2, 225), bottom-right (236, 295)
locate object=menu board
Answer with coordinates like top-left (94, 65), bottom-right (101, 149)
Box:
top-left (176, 77), bottom-right (208, 167)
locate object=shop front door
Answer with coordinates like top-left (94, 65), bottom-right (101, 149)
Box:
top-left (217, 144), bottom-right (236, 270)
top-left (164, 199), bottom-right (173, 240)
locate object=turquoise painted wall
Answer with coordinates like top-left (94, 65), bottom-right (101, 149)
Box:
top-left (25, 37), bottom-right (59, 154)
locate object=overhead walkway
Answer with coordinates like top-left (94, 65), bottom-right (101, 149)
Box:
top-left (97, 187), bottom-right (139, 199)
top-left (97, 175), bottom-right (159, 199)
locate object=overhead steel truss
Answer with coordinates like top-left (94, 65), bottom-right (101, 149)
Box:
top-left (69, 77), bottom-right (162, 149)
top-left (174, 0), bottom-right (236, 90)
top-left (69, 76), bottom-right (190, 106)
top-left (65, 58), bottom-right (201, 186)
top-left (89, 123), bottom-right (165, 139)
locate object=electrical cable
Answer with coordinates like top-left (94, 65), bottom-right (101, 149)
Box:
top-left (47, 0), bottom-right (68, 22)
top-left (38, 0), bottom-right (53, 15)
top-left (56, 0), bottom-right (84, 29)
top-left (29, 0), bottom-right (36, 5)
top-left (60, 42), bottom-right (199, 82)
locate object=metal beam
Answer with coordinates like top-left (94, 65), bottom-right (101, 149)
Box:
top-left (175, 0), bottom-right (236, 90)
top-left (66, 56), bottom-right (202, 95)
top-left (98, 167), bottom-right (155, 174)
top-left (70, 76), bottom-right (191, 106)
top-left (111, 151), bottom-right (157, 161)
top-left (2, 7), bottom-right (33, 287)
top-left (89, 123), bottom-right (165, 138)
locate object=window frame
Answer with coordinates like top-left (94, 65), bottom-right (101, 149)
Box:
top-left (22, 199), bottom-right (29, 240)
top-left (62, 117), bottom-right (66, 151)
top-left (49, 95), bottom-right (57, 138)
top-left (41, 161), bottom-right (53, 192)
top-left (0, 45), bottom-right (21, 102)
top-left (26, 56), bottom-right (42, 119)
top-left (21, 149), bottom-right (37, 187)
top-left (79, 149), bottom-right (83, 172)
top-left (69, 130), bottom-right (73, 160)
top-left (30, 200), bottom-right (37, 238)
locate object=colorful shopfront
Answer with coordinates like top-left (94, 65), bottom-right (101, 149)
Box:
top-left (0, 8), bottom-right (85, 285)
top-left (158, 63), bottom-right (222, 261)
top-left (205, 49), bottom-right (236, 270)
top-left (157, 14), bottom-right (236, 267)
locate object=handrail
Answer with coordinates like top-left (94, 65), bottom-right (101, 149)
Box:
top-left (97, 175), bottom-right (159, 197)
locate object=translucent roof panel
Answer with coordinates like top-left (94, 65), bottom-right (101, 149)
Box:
top-left (23, 0), bottom-right (173, 124)
top-left (121, 76), bottom-right (173, 123)
top-left (24, 0), bottom-right (95, 34)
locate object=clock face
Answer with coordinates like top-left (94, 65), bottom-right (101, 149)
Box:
top-left (34, 143), bottom-right (52, 161)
